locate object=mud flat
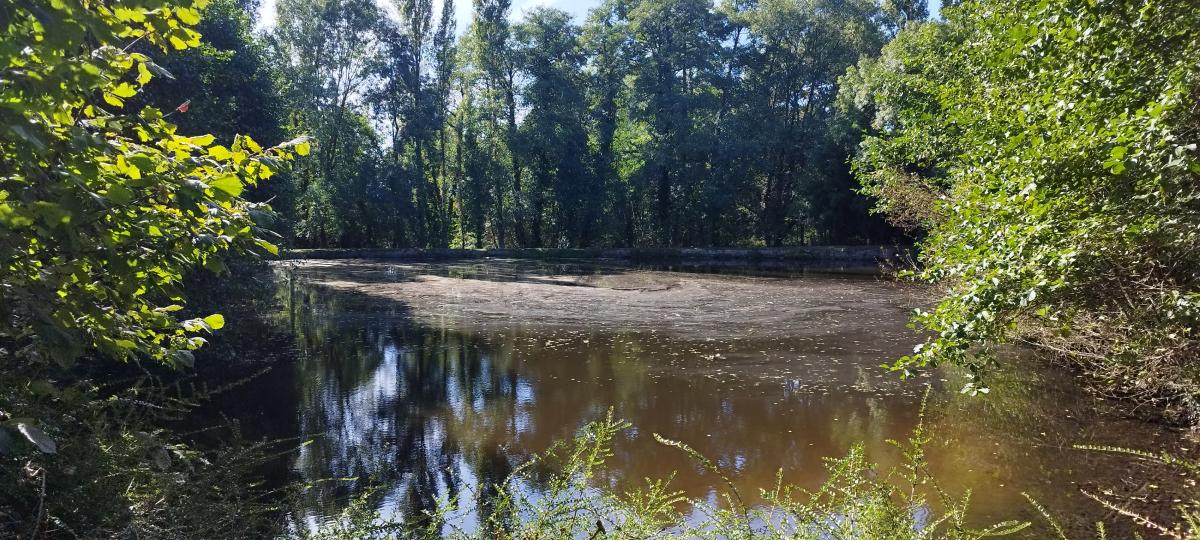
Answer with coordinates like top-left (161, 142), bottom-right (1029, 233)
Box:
top-left (275, 258), bottom-right (926, 340)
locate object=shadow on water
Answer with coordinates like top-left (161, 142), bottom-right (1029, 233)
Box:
top-left (195, 260), bottom-right (1187, 537)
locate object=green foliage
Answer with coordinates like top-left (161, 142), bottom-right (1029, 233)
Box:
top-left (514, 8), bottom-right (593, 247)
top-left (0, 358), bottom-right (294, 537)
top-left (137, 0), bottom-right (294, 226)
top-left (0, 0), bottom-right (302, 532)
top-left (1, 0), bottom-right (301, 370)
top-left (837, 19), bottom-right (963, 232)
top-left (138, 0), bottom-right (287, 150)
top-left (271, 0), bottom-right (380, 247)
top-left (260, 0), bottom-right (904, 249)
top-left (845, 0), bottom-right (1200, 409)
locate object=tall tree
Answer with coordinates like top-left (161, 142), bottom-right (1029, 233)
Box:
top-left (514, 8), bottom-right (593, 247)
top-left (467, 0), bottom-right (521, 247)
top-left (432, 0), bottom-right (459, 245)
top-left (254, 0), bottom-right (906, 249)
top-left (272, 0), bottom-right (382, 246)
top-left (734, 0), bottom-right (885, 245)
top-left (625, 0), bottom-right (725, 245)
top-left (582, 0), bottom-right (635, 245)
top-left (375, 0), bottom-right (440, 246)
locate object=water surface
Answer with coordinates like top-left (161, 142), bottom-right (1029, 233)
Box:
top-left (204, 259), bottom-right (1187, 536)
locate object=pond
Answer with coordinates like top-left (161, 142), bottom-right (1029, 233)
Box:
top-left (201, 259), bottom-right (1186, 536)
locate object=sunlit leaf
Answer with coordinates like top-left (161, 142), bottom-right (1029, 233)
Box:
top-left (203, 313), bottom-right (225, 330)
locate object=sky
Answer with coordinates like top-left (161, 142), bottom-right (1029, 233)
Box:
top-left (255, 0), bottom-right (600, 33)
top-left (254, 0), bottom-right (942, 35)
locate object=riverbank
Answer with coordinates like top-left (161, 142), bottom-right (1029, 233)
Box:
top-left (281, 245), bottom-right (912, 265)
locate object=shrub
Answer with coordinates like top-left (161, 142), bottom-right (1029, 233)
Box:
top-left (842, 0), bottom-right (1200, 416)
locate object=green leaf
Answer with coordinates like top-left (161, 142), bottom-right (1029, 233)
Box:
top-left (176, 6), bottom-right (201, 24)
top-left (202, 314), bottom-right (225, 331)
top-left (240, 135), bottom-right (262, 153)
top-left (208, 145), bottom-right (232, 161)
top-left (189, 134), bottom-right (215, 146)
top-left (137, 62), bottom-right (153, 85)
top-left (111, 82), bottom-right (138, 98)
top-left (107, 184), bottom-right (134, 204)
top-left (209, 175), bottom-right (243, 196)
top-left (256, 238), bottom-right (279, 256)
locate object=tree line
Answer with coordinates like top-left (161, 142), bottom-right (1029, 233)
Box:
top-left (161, 0), bottom-right (927, 249)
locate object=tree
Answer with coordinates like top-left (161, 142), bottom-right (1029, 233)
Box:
top-left (514, 8), bottom-right (593, 247)
top-left (247, 0), bottom-right (906, 250)
top-left (374, 0), bottom-right (456, 247)
top-left (846, 0), bottom-right (1200, 408)
top-left (733, 0), bottom-right (885, 245)
top-left (624, 0), bottom-right (726, 246)
top-left (467, 0), bottom-right (521, 247)
top-left (272, 0), bottom-right (381, 246)
top-left (1, 0), bottom-right (303, 369)
top-left (837, 18), bottom-right (964, 233)
top-left (582, 0), bottom-right (635, 246)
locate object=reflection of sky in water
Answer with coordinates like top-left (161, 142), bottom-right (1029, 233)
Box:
top-left (234, 261), bottom-right (1183, 536)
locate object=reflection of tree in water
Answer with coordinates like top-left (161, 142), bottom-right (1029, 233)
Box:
top-left (281, 279), bottom-right (531, 526)
top-left (272, 272), bottom-right (933, 527)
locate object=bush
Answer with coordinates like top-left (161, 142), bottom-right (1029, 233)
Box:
top-left (842, 0), bottom-right (1200, 417)
top-left (1, 0), bottom-right (302, 533)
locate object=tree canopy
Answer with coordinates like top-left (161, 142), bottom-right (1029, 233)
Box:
top-left (842, 0), bottom-right (1200, 406)
top-left (261, 0), bottom-right (906, 249)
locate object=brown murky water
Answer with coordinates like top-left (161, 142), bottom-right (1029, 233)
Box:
top-left (208, 259), bottom-right (1190, 536)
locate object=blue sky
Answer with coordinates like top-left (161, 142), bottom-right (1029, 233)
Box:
top-left (255, 0), bottom-right (592, 32)
top-left (256, 0), bottom-right (941, 34)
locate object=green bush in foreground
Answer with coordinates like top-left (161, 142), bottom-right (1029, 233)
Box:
top-left (842, 0), bottom-right (1200, 413)
top-left (1, 0), bottom-right (302, 533)
top-left (1, 0), bottom-right (303, 370)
